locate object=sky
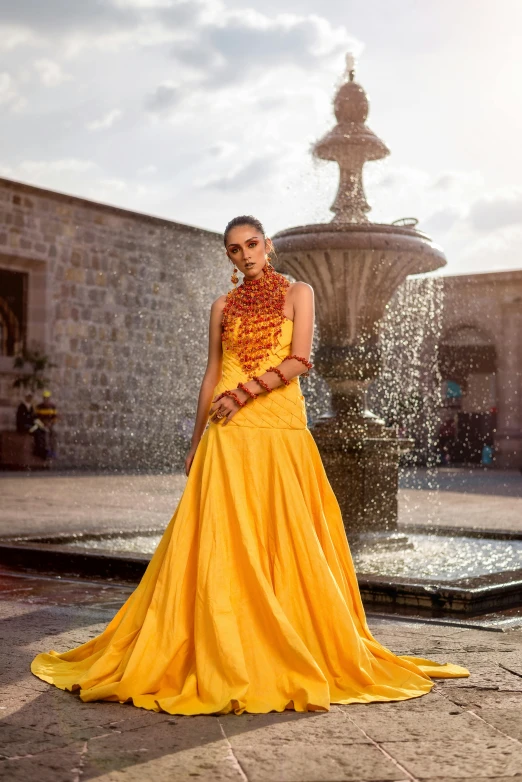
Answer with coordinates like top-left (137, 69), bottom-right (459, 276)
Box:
top-left (1, 0), bottom-right (522, 275)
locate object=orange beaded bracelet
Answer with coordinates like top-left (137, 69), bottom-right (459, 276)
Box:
top-left (266, 366), bottom-right (290, 386)
top-left (216, 390), bottom-right (246, 407)
top-left (283, 354), bottom-right (313, 378)
top-left (252, 375), bottom-right (272, 393)
top-left (237, 382), bottom-right (258, 400)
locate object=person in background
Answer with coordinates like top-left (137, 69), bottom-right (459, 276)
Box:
top-left (481, 442), bottom-right (494, 467)
top-left (34, 389), bottom-right (58, 459)
top-left (16, 392), bottom-right (35, 434)
top-left (438, 417), bottom-right (456, 465)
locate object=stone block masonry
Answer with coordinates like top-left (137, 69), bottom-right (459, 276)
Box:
top-left (0, 177), bottom-right (229, 470)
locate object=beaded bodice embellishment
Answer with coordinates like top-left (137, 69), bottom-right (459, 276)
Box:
top-left (221, 263), bottom-right (290, 377)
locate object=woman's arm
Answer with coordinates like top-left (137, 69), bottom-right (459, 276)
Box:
top-left (208, 282), bottom-right (314, 424)
top-left (185, 295), bottom-right (225, 474)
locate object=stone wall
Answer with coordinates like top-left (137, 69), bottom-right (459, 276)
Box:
top-left (0, 177), bottom-right (228, 470)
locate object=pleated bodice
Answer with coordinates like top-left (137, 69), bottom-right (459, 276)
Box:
top-left (213, 317), bottom-right (307, 430)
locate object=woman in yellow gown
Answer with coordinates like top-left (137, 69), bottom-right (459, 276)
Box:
top-left (31, 215), bottom-right (469, 715)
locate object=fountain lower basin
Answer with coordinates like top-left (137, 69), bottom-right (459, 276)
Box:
top-left (2, 526), bottom-right (522, 620)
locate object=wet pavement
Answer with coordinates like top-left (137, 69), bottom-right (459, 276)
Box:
top-left (1, 568), bottom-right (522, 781)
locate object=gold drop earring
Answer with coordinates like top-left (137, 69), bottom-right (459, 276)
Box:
top-left (231, 266), bottom-right (239, 286)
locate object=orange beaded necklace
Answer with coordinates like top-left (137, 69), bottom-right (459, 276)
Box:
top-left (221, 262), bottom-right (290, 377)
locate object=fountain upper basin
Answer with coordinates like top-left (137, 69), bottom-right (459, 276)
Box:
top-left (273, 222), bottom-right (446, 274)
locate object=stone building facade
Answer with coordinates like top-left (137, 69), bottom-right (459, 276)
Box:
top-left (0, 177), bottom-right (228, 470)
top-left (439, 270), bottom-right (522, 468)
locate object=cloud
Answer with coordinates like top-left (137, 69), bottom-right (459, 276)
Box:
top-left (113, 0), bottom-right (176, 7)
top-left (0, 26), bottom-right (42, 50)
top-left (0, 0), bottom-right (201, 54)
top-left (0, 0), bottom-right (134, 35)
top-left (2, 0), bottom-right (358, 79)
top-left (197, 156), bottom-right (275, 191)
top-left (144, 83), bottom-right (182, 113)
top-left (96, 176), bottom-right (128, 192)
top-left (468, 189), bottom-right (522, 232)
top-left (368, 165), bottom-right (430, 192)
top-left (365, 164), bottom-right (486, 227)
top-left (206, 141), bottom-right (236, 158)
top-left (421, 207), bottom-right (465, 235)
top-left (171, 9), bottom-right (358, 87)
top-left (137, 164), bottom-right (158, 174)
top-left (430, 173), bottom-right (460, 190)
top-left (456, 224), bottom-right (522, 274)
top-left (0, 71), bottom-right (26, 111)
top-left (87, 109), bottom-right (123, 131)
top-left (18, 158), bottom-right (98, 174)
top-left (0, 158), bottom-right (99, 189)
top-left (34, 58), bottom-right (71, 86)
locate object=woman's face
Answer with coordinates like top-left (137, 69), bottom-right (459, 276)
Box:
top-left (225, 224), bottom-right (272, 281)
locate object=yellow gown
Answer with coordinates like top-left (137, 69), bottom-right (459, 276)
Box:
top-left (31, 317), bottom-right (469, 714)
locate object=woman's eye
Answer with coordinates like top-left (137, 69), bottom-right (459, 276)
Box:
top-left (248, 242), bottom-right (257, 248)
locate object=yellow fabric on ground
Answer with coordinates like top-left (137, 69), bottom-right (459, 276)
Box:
top-left (31, 319), bottom-right (469, 714)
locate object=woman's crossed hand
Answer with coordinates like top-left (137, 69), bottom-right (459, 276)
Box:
top-left (208, 388), bottom-right (248, 426)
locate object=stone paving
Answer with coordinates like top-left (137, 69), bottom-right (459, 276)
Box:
top-left (1, 568), bottom-right (522, 781)
top-left (1, 467), bottom-right (521, 538)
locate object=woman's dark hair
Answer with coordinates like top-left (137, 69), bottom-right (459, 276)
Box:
top-left (223, 215), bottom-right (265, 247)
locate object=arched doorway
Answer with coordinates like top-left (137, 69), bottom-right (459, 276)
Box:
top-left (438, 325), bottom-right (497, 464)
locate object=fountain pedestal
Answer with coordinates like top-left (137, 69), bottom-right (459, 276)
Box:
top-left (313, 332), bottom-right (399, 530)
top-left (312, 412), bottom-right (400, 532)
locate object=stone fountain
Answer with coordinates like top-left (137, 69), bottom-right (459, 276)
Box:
top-left (273, 54), bottom-right (447, 534)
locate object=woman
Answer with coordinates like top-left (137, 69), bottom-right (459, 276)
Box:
top-left (31, 215), bottom-right (469, 715)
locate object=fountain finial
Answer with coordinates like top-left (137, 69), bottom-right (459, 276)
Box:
top-left (345, 52), bottom-right (356, 82)
top-left (313, 53), bottom-right (390, 223)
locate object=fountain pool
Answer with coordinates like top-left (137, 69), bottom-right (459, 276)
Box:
top-left (2, 525), bottom-right (521, 622)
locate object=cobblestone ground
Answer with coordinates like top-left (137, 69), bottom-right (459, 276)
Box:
top-left (1, 569), bottom-right (522, 782)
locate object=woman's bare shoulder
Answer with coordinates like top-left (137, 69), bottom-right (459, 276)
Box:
top-left (211, 294), bottom-right (228, 313)
top-left (288, 281), bottom-right (314, 301)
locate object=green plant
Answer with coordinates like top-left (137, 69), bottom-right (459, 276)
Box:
top-left (12, 347), bottom-right (57, 393)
